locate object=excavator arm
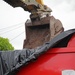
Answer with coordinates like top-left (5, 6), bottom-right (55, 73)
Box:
top-left (4, 0), bottom-right (44, 7)
top-left (4, 0), bottom-right (52, 21)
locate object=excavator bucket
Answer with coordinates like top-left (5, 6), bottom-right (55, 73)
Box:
top-left (23, 16), bottom-right (64, 49)
top-left (23, 17), bottom-right (50, 49)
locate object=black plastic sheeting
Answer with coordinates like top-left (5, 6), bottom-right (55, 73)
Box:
top-left (0, 29), bottom-right (75, 75)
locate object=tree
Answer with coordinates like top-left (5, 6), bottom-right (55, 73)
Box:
top-left (0, 37), bottom-right (14, 51)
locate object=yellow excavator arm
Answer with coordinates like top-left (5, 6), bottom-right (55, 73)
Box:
top-left (36, 0), bottom-right (44, 5)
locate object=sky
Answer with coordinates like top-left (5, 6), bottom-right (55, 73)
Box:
top-left (0, 0), bottom-right (75, 49)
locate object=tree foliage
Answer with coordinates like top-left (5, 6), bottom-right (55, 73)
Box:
top-left (0, 37), bottom-right (14, 51)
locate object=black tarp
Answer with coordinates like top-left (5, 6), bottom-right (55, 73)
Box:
top-left (0, 29), bottom-right (75, 75)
